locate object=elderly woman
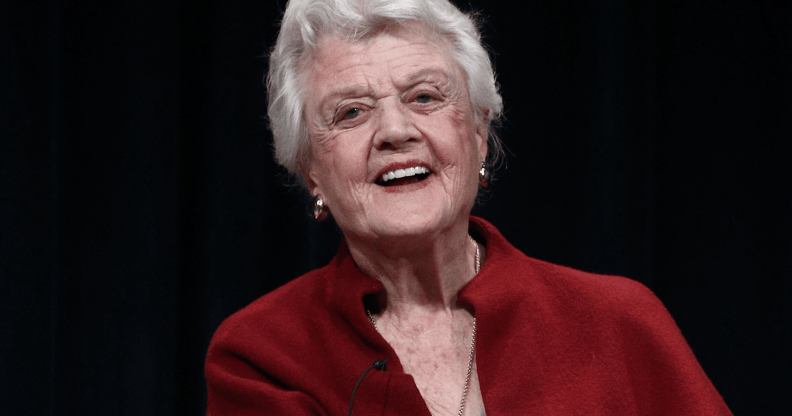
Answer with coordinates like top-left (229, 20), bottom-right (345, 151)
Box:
top-left (205, 0), bottom-right (732, 415)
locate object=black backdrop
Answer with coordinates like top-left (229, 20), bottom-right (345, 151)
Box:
top-left (2, 0), bottom-right (790, 414)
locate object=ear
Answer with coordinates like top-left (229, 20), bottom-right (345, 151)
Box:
top-left (300, 160), bottom-right (322, 198)
top-left (476, 109), bottom-right (490, 162)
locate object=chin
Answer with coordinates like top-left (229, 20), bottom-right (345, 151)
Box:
top-left (335, 178), bottom-right (477, 243)
top-left (364, 206), bottom-right (463, 242)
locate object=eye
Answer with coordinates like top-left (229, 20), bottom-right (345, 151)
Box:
top-left (408, 90), bottom-right (444, 114)
top-left (334, 104), bottom-right (369, 127)
top-left (415, 94), bottom-right (433, 104)
top-left (344, 107), bottom-right (363, 120)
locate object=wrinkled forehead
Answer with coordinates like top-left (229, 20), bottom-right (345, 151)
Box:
top-left (296, 20), bottom-right (459, 86)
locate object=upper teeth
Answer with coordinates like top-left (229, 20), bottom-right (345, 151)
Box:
top-left (381, 166), bottom-right (429, 182)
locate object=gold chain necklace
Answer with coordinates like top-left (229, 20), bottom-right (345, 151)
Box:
top-left (366, 236), bottom-right (480, 416)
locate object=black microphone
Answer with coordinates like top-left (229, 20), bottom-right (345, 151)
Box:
top-left (348, 359), bottom-right (388, 416)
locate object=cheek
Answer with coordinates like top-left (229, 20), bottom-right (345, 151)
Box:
top-left (420, 115), bottom-right (478, 165)
top-left (313, 131), bottom-right (371, 191)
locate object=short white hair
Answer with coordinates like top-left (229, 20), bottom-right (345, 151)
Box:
top-left (267, 0), bottom-right (504, 186)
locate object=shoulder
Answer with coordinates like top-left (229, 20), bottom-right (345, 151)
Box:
top-left (472, 216), bottom-right (669, 326)
top-left (205, 266), bottom-right (340, 415)
top-left (208, 266), bottom-right (332, 356)
top-left (205, 263), bottom-right (343, 401)
top-left (479, 224), bottom-right (696, 363)
top-left (471, 218), bottom-right (732, 415)
top-left (531, 257), bottom-right (662, 316)
top-left (505, 252), bottom-right (682, 343)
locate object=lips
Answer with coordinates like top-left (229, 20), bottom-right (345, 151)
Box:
top-left (375, 164), bottom-right (432, 187)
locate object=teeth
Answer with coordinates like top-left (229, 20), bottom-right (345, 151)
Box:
top-left (381, 166), bottom-right (428, 183)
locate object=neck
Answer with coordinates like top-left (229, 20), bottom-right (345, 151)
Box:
top-left (346, 220), bottom-right (478, 314)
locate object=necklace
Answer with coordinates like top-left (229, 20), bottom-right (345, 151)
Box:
top-left (366, 236), bottom-right (480, 416)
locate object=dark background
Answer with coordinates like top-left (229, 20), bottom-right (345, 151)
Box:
top-left (2, 0), bottom-right (790, 414)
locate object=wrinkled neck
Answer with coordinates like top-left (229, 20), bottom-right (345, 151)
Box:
top-left (347, 224), bottom-right (479, 314)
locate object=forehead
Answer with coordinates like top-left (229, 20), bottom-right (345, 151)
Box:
top-left (300, 25), bottom-right (460, 98)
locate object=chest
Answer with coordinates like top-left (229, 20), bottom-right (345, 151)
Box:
top-left (378, 322), bottom-right (485, 415)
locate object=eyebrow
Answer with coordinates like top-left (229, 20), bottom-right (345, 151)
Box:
top-left (394, 65), bottom-right (452, 89)
top-left (324, 84), bottom-right (375, 103)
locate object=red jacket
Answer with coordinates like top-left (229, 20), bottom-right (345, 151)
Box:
top-left (206, 217), bottom-right (732, 415)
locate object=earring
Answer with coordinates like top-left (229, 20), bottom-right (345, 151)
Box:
top-left (313, 197), bottom-right (328, 221)
top-left (479, 161), bottom-right (489, 188)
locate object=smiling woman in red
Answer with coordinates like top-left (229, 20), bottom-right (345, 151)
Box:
top-left (205, 1), bottom-right (733, 415)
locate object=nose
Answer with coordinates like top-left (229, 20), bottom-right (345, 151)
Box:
top-left (372, 99), bottom-right (420, 151)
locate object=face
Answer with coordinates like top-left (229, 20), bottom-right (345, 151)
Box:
top-left (300, 25), bottom-right (488, 243)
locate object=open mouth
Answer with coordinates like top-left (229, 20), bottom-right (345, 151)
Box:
top-left (375, 166), bottom-right (431, 187)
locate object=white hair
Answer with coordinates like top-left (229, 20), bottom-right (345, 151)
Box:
top-left (267, 0), bottom-right (504, 186)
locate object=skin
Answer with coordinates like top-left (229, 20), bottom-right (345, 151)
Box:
top-left (300, 24), bottom-right (488, 415)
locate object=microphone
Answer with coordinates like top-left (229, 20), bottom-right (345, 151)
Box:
top-left (348, 359), bottom-right (388, 416)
